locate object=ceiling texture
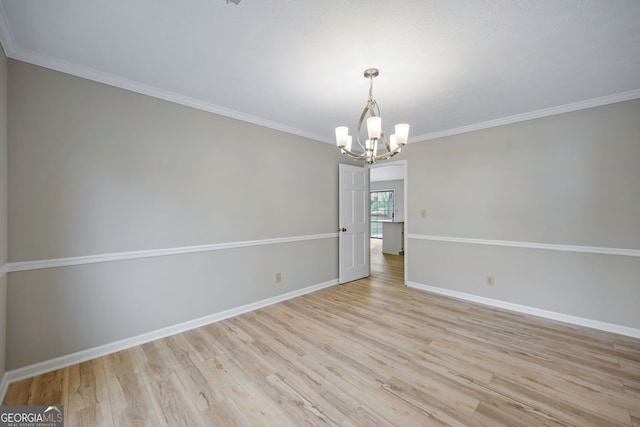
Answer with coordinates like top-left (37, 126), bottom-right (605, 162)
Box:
top-left (1, 0), bottom-right (639, 145)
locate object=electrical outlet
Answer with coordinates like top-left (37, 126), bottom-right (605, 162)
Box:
top-left (486, 275), bottom-right (494, 286)
top-left (421, 209), bottom-right (427, 219)
top-left (275, 272), bottom-right (282, 283)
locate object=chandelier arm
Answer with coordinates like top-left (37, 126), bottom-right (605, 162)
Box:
top-left (380, 131), bottom-right (391, 152)
top-left (340, 147), bottom-right (367, 161)
top-left (367, 103), bottom-right (377, 118)
top-left (374, 150), bottom-right (400, 162)
top-left (355, 104), bottom-right (371, 149)
top-left (340, 145), bottom-right (400, 164)
top-left (371, 98), bottom-right (381, 116)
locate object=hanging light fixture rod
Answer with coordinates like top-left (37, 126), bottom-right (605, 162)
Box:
top-left (335, 68), bottom-right (409, 164)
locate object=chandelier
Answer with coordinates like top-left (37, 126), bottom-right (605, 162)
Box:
top-left (335, 68), bottom-right (409, 164)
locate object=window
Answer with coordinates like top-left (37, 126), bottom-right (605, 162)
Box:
top-left (370, 190), bottom-right (394, 238)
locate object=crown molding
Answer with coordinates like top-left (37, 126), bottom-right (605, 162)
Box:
top-left (10, 45), bottom-right (331, 143)
top-left (0, 1), bottom-right (332, 145)
top-left (410, 89), bottom-right (640, 143)
top-left (1, 2), bottom-right (638, 147)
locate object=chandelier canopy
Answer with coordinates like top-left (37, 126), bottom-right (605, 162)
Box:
top-left (335, 68), bottom-right (409, 164)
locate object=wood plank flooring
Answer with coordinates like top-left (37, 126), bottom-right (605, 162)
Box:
top-left (4, 239), bottom-right (640, 426)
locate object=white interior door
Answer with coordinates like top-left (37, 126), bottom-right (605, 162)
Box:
top-left (339, 164), bottom-right (370, 284)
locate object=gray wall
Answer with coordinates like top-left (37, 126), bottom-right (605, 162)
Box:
top-left (407, 99), bottom-right (640, 329)
top-left (0, 44), bottom-right (8, 379)
top-left (7, 60), bottom-right (341, 369)
top-left (4, 56), bottom-right (639, 371)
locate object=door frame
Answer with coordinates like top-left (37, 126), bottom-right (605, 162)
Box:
top-left (368, 159), bottom-right (408, 284)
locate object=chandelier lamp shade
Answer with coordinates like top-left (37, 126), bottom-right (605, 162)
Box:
top-left (335, 68), bottom-right (409, 164)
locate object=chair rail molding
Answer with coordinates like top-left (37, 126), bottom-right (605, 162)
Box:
top-left (0, 263), bottom-right (9, 278)
top-left (407, 234), bottom-right (640, 257)
top-left (8, 233), bottom-right (339, 273)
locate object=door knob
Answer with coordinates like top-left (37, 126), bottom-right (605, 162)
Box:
top-left (340, 228), bottom-right (347, 232)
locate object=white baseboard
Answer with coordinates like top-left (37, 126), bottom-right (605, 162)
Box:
top-left (0, 278), bottom-right (338, 401)
top-left (0, 372), bottom-right (8, 403)
top-left (406, 281), bottom-right (640, 339)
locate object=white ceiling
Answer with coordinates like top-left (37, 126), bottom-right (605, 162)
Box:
top-left (370, 165), bottom-right (405, 183)
top-left (1, 0), bottom-right (639, 144)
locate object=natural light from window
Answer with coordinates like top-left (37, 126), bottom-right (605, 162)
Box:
top-left (370, 190), bottom-right (394, 238)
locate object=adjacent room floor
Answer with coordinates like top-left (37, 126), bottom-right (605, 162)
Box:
top-left (3, 244), bottom-right (640, 426)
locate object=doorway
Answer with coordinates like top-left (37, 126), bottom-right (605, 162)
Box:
top-left (368, 160), bottom-right (407, 282)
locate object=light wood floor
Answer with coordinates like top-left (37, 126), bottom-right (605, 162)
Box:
top-left (4, 240), bottom-right (640, 426)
